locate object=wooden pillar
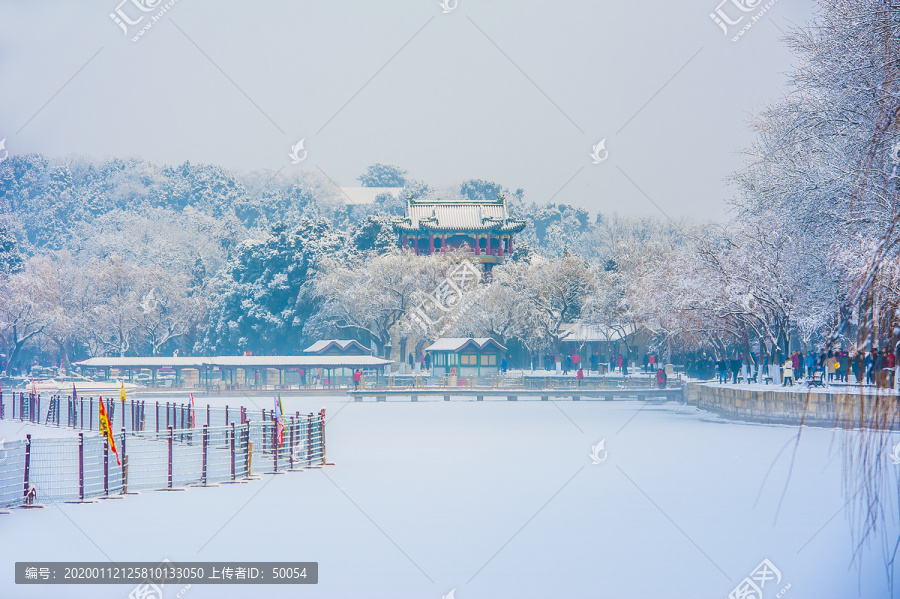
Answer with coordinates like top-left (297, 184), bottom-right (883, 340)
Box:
top-left (414, 237), bottom-right (419, 256)
top-left (429, 234), bottom-right (435, 254)
top-left (441, 235), bottom-right (446, 253)
top-left (402, 235), bottom-right (407, 250)
top-left (486, 234), bottom-right (491, 255)
top-left (509, 235), bottom-right (514, 254)
top-left (474, 235), bottom-right (480, 256)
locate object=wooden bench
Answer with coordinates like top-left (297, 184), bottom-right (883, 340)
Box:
top-left (806, 371), bottom-right (825, 388)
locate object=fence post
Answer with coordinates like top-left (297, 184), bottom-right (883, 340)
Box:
top-left (319, 409), bottom-right (327, 466)
top-left (120, 428), bottom-right (126, 493)
top-left (167, 426), bottom-right (173, 489)
top-left (289, 417), bottom-right (295, 470)
top-left (207, 404), bottom-right (210, 427)
top-left (23, 434), bottom-right (31, 503)
top-left (244, 426), bottom-right (251, 476)
top-left (230, 422), bottom-right (236, 481)
top-left (78, 433), bottom-right (84, 501)
top-left (80, 396), bottom-right (84, 429)
top-left (306, 413), bottom-right (313, 467)
top-left (103, 440), bottom-right (109, 497)
top-left (271, 422), bottom-right (277, 473)
top-left (166, 402), bottom-right (170, 430)
top-left (225, 404), bottom-right (229, 426)
top-left (202, 425), bottom-right (208, 485)
top-left (90, 398), bottom-right (93, 431)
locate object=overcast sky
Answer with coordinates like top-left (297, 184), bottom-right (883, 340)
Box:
top-left (0, 0), bottom-right (817, 220)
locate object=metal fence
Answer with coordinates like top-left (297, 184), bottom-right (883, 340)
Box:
top-left (0, 392), bottom-right (326, 509)
top-left (381, 373), bottom-right (683, 390)
top-left (1, 393), bottom-right (250, 433)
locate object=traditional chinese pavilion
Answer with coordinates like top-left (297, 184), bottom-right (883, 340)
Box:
top-left (392, 196), bottom-right (527, 265)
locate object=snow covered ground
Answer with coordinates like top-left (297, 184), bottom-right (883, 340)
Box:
top-left (1, 394), bottom-right (897, 598)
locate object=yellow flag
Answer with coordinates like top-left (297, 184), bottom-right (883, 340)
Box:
top-left (120, 380), bottom-right (126, 404)
top-left (98, 397), bottom-right (120, 466)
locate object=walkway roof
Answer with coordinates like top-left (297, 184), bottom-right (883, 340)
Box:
top-left (75, 356), bottom-right (392, 369)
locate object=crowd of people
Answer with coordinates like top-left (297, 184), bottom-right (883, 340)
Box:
top-left (540, 352), bottom-right (645, 376)
top-left (685, 347), bottom-right (897, 387)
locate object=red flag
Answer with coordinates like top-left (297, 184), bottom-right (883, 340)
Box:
top-left (98, 397), bottom-right (120, 465)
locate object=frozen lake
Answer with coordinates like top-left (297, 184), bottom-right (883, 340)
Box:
top-left (1, 394), bottom-right (896, 598)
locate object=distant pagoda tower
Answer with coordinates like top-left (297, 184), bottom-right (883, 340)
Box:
top-left (392, 195), bottom-right (526, 265)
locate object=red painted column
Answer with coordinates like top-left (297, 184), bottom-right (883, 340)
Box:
top-left (429, 234), bottom-right (434, 254)
top-left (509, 235), bottom-right (514, 254)
top-left (441, 235), bottom-right (446, 253)
top-left (414, 237), bottom-right (419, 256)
top-left (486, 234), bottom-right (491, 255)
top-left (402, 235), bottom-right (407, 250)
top-left (474, 235), bottom-right (480, 256)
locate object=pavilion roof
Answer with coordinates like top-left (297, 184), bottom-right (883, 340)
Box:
top-left (392, 198), bottom-right (526, 233)
top-left (425, 337), bottom-right (507, 353)
top-left (303, 339), bottom-right (372, 355)
top-left (74, 355), bottom-right (392, 369)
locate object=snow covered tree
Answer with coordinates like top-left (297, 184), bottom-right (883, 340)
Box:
top-left (203, 220), bottom-right (346, 354)
top-left (0, 224), bottom-right (23, 274)
top-left (308, 250), bottom-right (449, 358)
top-left (357, 164), bottom-right (407, 188)
top-left (0, 259), bottom-right (55, 372)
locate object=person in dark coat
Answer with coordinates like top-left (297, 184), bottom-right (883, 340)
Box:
top-left (716, 357), bottom-right (728, 384)
top-left (730, 355), bottom-right (741, 384)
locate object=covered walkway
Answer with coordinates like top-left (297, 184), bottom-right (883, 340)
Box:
top-left (74, 355), bottom-right (392, 391)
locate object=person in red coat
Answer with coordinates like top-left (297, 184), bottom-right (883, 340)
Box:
top-left (656, 368), bottom-right (667, 389)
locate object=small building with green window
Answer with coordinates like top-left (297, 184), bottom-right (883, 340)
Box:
top-left (426, 337), bottom-right (507, 378)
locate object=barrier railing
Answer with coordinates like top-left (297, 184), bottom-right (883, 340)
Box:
top-left (0, 391), bottom-right (326, 509)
